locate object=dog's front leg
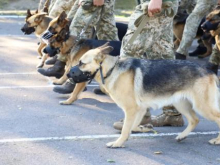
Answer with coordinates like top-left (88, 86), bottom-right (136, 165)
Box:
top-left (37, 42), bottom-right (46, 59)
top-left (106, 109), bottom-right (137, 148)
top-left (37, 43), bottom-right (47, 68)
top-left (53, 59), bottom-right (71, 85)
top-left (59, 82), bottom-right (87, 105)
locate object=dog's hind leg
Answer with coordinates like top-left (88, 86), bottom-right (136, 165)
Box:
top-left (106, 107), bottom-right (139, 148)
top-left (173, 99), bottom-right (199, 142)
top-left (131, 109), bottom-right (153, 133)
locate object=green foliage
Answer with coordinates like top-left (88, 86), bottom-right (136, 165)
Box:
top-left (115, 0), bottom-right (136, 10)
top-left (0, 0), bottom-right (8, 9)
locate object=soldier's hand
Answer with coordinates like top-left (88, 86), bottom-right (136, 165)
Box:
top-left (93, 0), bottom-right (104, 6)
top-left (148, 0), bottom-right (162, 17)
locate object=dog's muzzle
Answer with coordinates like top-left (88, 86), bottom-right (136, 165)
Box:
top-left (67, 65), bottom-right (94, 83)
top-left (201, 21), bottom-right (219, 31)
top-left (43, 45), bottom-right (59, 57)
top-left (21, 24), bottom-right (35, 35)
top-left (41, 30), bottom-right (55, 40)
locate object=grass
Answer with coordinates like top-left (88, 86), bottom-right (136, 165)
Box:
top-left (0, 0), bottom-right (8, 9)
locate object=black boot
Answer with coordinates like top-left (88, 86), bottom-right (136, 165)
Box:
top-left (175, 52), bottom-right (186, 60)
top-left (37, 60), bottom-right (65, 78)
top-left (189, 46), bottom-right (207, 57)
top-left (206, 62), bottom-right (218, 75)
top-left (45, 55), bottom-right (57, 65)
top-left (93, 88), bottom-right (106, 95)
top-left (53, 81), bottom-right (87, 94)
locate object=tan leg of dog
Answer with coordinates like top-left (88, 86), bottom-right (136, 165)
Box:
top-left (173, 99), bottom-right (199, 142)
top-left (37, 42), bottom-right (46, 59)
top-left (59, 82), bottom-right (87, 105)
top-left (37, 43), bottom-right (47, 68)
top-left (53, 64), bottom-right (70, 85)
top-left (106, 108), bottom-right (138, 148)
top-left (199, 39), bottom-right (212, 58)
top-left (193, 77), bottom-right (220, 145)
top-left (131, 109), bottom-right (152, 133)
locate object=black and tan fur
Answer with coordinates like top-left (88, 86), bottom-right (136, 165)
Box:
top-left (67, 43), bottom-right (220, 148)
top-left (48, 27), bottom-right (121, 102)
top-left (21, 0), bottom-right (52, 68)
top-left (173, 10), bottom-right (212, 57)
top-left (203, 8), bottom-right (220, 51)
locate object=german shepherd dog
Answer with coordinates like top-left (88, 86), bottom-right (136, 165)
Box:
top-left (67, 43), bottom-right (220, 148)
top-left (21, 0), bottom-right (52, 68)
top-left (173, 9), bottom-right (212, 57)
top-left (46, 27), bottom-right (121, 104)
top-left (202, 7), bottom-right (220, 51)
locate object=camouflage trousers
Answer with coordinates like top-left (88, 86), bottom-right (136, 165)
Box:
top-left (209, 43), bottom-right (220, 65)
top-left (68, 0), bottom-right (119, 41)
top-left (176, 0), bottom-right (217, 56)
top-left (120, 0), bottom-right (178, 59)
top-left (49, 0), bottom-right (76, 18)
top-left (179, 0), bottom-right (196, 14)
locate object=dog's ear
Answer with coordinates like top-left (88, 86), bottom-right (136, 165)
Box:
top-left (26, 9), bottom-right (32, 19)
top-left (95, 53), bottom-right (105, 63)
top-left (100, 46), bottom-right (114, 54)
top-left (34, 13), bottom-right (47, 24)
top-left (57, 11), bottom-right (67, 25)
top-left (43, 7), bottom-right (48, 13)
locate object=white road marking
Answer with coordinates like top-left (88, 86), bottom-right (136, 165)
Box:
top-left (0, 131), bottom-right (218, 143)
top-left (0, 72), bottom-right (38, 75)
top-left (0, 84), bottom-right (99, 89)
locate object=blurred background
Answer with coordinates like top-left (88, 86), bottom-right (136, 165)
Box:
top-left (0, 0), bottom-right (136, 17)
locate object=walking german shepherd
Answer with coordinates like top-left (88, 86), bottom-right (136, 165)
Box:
top-left (21, 0), bottom-right (52, 68)
top-left (67, 43), bottom-right (220, 148)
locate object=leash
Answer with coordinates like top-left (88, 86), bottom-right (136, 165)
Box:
top-left (123, 1), bottom-right (174, 51)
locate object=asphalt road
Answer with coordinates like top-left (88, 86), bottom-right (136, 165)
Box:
top-left (0, 16), bottom-right (219, 165)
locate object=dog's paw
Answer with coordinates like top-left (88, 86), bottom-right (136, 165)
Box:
top-left (36, 63), bottom-right (44, 68)
top-left (175, 135), bottom-right (187, 142)
top-left (209, 138), bottom-right (220, 145)
top-left (106, 141), bottom-right (125, 148)
top-left (37, 56), bottom-right (42, 59)
top-left (59, 100), bottom-right (73, 105)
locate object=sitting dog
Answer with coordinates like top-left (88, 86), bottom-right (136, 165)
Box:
top-left (67, 43), bottom-right (220, 148)
top-left (21, 0), bottom-right (52, 68)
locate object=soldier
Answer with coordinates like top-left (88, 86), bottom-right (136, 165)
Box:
top-left (113, 0), bottom-right (185, 131)
top-left (39, 0), bottom-right (119, 94)
top-left (175, 0), bottom-right (217, 60)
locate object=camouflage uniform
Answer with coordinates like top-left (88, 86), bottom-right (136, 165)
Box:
top-left (120, 0), bottom-right (178, 59)
top-left (179, 0), bottom-right (196, 14)
top-left (49, 0), bottom-right (76, 18)
top-left (176, 0), bottom-right (217, 56)
top-left (120, 0), bottom-right (180, 117)
top-left (68, 0), bottom-right (119, 41)
top-left (209, 44), bottom-right (220, 65)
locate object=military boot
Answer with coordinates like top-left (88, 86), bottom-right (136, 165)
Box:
top-left (175, 52), bottom-right (186, 60)
top-left (37, 60), bottom-right (65, 78)
top-left (206, 62), bottom-right (218, 75)
top-left (113, 115), bottom-right (152, 131)
top-left (53, 80), bottom-right (87, 94)
top-left (150, 113), bottom-right (184, 127)
top-left (189, 46), bottom-right (207, 57)
top-left (45, 55), bottom-right (57, 65)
